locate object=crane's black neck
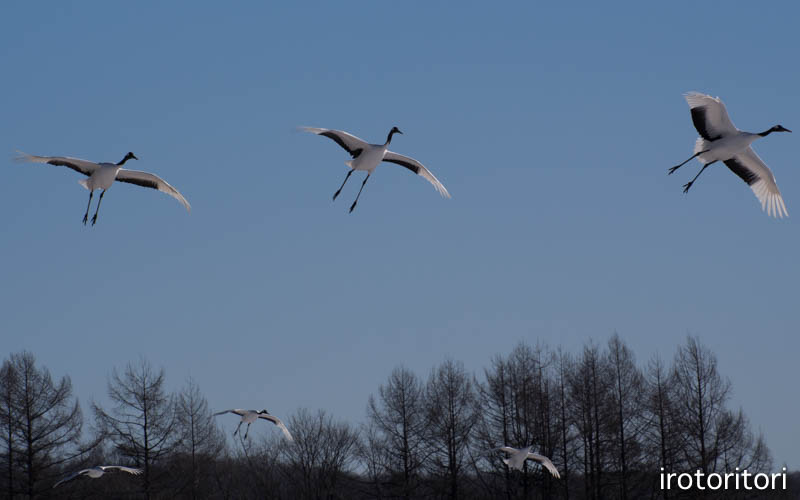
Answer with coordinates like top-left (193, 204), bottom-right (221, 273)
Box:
top-left (758, 125), bottom-right (788, 137)
top-left (117, 153), bottom-right (136, 166)
top-left (385, 129), bottom-right (399, 145)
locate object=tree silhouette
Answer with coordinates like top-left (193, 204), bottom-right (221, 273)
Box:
top-left (93, 357), bottom-right (179, 499)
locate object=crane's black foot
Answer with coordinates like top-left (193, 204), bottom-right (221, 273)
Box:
top-left (82, 214), bottom-right (89, 225)
top-left (668, 165), bottom-right (681, 175)
top-left (91, 215), bottom-right (98, 226)
top-left (349, 201), bottom-right (357, 213)
top-left (682, 181), bottom-right (693, 194)
top-left (333, 189), bottom-right (342, 201)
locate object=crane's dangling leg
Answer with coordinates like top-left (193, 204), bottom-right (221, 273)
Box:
top-left (669, 150), bottom-right (710, 175)
top-left (233, 421), bottom-right (242, 436)
top-left (82, 190), bottom-right (94, 225)
top-left (333, 170), bottom-right (353, 201)
top-left (244, 422), bottom-right (252, 439)
top-left (683, 161), bottom-right (716, 193)
top-left (349, 174), bottom-right (370, 213)
top-left (91, 190), bottom-right (106, 226)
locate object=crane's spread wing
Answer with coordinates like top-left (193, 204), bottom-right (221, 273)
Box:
top-left (526, 452), bottom-right (561, 479)
top-left (302, 127), bottom-right (368, 159)
top-left (53, 469), bottom-right (89, 488)
top-left (259, 414), bottom-right (294, 442)
top-left (99, 466), bottom-right (143, 475)
top-left (494, 446), bottom-right (518, 455)
top-left (724, 147), bottom-right (788, 218)
top-left (684, 92), bottom-right (738, 141)
top-left (213, 409), bottom-right (246, 417)
top-left (382, 151), bottom-right (451, 198)
top-left (115, 169), bottom-right (191, 212)
top-left (15, 151), bottom-right (99, 177)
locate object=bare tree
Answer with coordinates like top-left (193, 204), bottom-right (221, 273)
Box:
top-left (1, 351), bottom-right (91, 497)
top-left (0, 359), bottom-right (18, 498)
top-left (424, 359), bottom-right (478, 500)
top-left (366, 366), bottom-right (427, 499)
top-left (174, 377), bottom-right (226, 499)
top-left (231, 431), bottom-right (284, 499)
top-left (93, 357), bottom-right (180, 499)
top-left (359, 421), bottom-right (392, 499)
top-left (568, 343), bottom-right (609, 500)
top-left (554, 348), bottom-right (575, 500)
top-left (671, 336), bottom-right (731, 474)
top-left (475, 353), bottom-right (514, 498)
top-left (604, 334), bottom-right (645, 500)
top-left (280, 408), bottom-right (360, 499)
top-left (714, 407), bottom-right (771, 475)
top-left (643, 353), bottom-right (678, 498)
top-left (476, 343), bottom-right (561, 499)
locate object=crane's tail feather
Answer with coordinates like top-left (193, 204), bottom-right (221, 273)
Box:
top-left (693, 138), bottom-right (713, 164)
top-left (14, 151), bottom-right (38, 163)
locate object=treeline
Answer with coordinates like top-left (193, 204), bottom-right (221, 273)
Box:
top-left (0, 335), bottom-right (796, 499)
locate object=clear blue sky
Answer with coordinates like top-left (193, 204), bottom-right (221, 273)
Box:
top-left (1, 2), bottom-right (798, 468)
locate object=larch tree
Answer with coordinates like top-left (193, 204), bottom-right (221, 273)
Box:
top-left (671, 336), bottom-right (731, 475)
top-left (568, 343), bottom-right (609, 500)
top-left (604, 334), bottom-right (645, 500)
top-left (280, 408), bottom-right (361, 499)
top-left (643, 352), bottom-right (679, 496)
top-left (93, 357), bottom-right (180, 499)
top-left (424, 359), bottom-right (478, 500)
top-left (175, 377), bottom-right (226, 499)
top-left (367, 366), bottom-right (428, 499)
top-left (2, 352), bottom-right (90, 497)
top-left (0, 359), bottom-right (18, 498)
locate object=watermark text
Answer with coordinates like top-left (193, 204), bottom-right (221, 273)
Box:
top-left (660, 467), bottom-right (787, 491)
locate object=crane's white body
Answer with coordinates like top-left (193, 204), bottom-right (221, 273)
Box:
top-left (495, 446), bottom-right (560, 478)
top-left (694, 133), bottom-right (760, 165)
top-left (302, 127), bottom-right (450, 198)
top-left (239, 410), bottom-right (260, 424)
top-left (53, 465), bottom-right (142, 488)
top-left (16, 151), bottom-right (191, 211)
top-left (214, 408), bottom-right (294, 441)
top-left (680, 92), bottom-right (788, 218)
top-left (81, 163), bottom-right (122, 191)
top-left (347, 143), bottom-right (387, 173)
